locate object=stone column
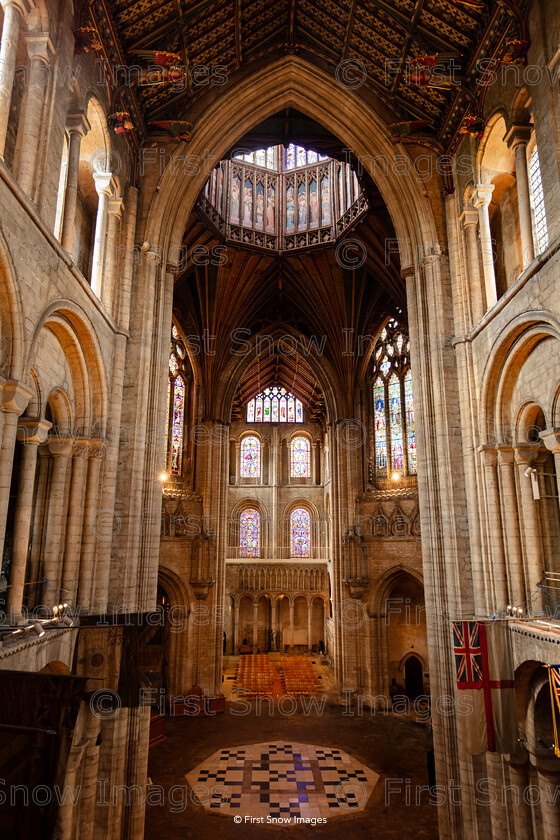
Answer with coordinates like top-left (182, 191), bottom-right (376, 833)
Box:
top-left (497, 447), bottom-right (526, 606)
top-left (252, 600), bottom-right (259, 652)
top-left (78, 709), bottom-right (102, 840)
top-left (233, 599), bottom-right (240, 651)
top-left (0, 1), bottom-right (23, 158)
top-left (90, 171), bottom-right (114, 297)
top-left (17, 35), bottom-right (53, 196)
top-left (0, 379), bottom-right (32, 565)
top-left (102, 195), bottom-right (124, 314)
top-left (460, 207), bottom-right (485, 325)
top-left (479, 446), bottom-right (508, 611)
top-left (6, 418), bottom-right (51, 623)
top-left (289, 599), bottom-right (294, 649)
top-left (77, 441), bottom-right (105, 611)
top-left (506, 758), bottom-right (533, 840)
top-left (307, 600), bottom-right (313, 650)
top-left (314, 439), bottom-right (321, 484)
top-left (42, 437), bottom-right (73, 607)
top-left (507, 125), bottom-right (535, 268)
top-left (473, 184), bottom-right (497, 310)
top-left (537, 768), bottom-right (560, 840)
top-left (61, 440), bottom-right (90, 606)
top-left (515, 446), bottom-right (545, 605)
top-left (60, 112), bottom-right (90, 253)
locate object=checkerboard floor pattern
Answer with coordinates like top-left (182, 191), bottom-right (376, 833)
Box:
top-left (186, 741), bottom-right (378, 819)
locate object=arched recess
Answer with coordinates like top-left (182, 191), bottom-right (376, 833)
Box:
top-left (72, 95), bottom-right (113, 278)
top-left (370, 565), bottom-right (427, 698)
top-left (143, 55), bottom-right (440, 419)
top-left (25, 302), bottom-right (108, 437)
top-left (476, 110), bottom-right (521, 297)
top-left (157, 566), bottom-right (191, 696)
top-left (142, 55), bottom-right (442, 699)
top-left (145, 57), bottom-right (438, 272)
top-left (282, 498), bottom-right (321, 559)
top-left (480, 312), bottom-right (560, 444)
top-left (229, 498), bottom-right (269, 558)
top-left (0, 227), bottom-right (24, 379)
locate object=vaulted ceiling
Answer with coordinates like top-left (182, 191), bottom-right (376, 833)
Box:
top-left (86, 0), bottom-right (527, 150)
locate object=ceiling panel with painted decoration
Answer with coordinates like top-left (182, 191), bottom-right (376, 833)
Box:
top-left (86, 0), bottom-right (530, 150)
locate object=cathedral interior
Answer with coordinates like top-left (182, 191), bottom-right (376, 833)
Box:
top-left (1, 0), bottom-right (560, 838)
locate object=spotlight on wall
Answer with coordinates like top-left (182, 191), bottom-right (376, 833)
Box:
top-left (524, 466), bottom-right (536, 478)
top-left (159, 472), bottom-right (168, 482)
top-left (392, 472), bottom-right (400, 481)
top-left (32, 623), bottom-right (45, 637)
top-left (60, 615), bottom-right (73, 627)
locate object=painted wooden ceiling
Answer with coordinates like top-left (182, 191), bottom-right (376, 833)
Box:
top-left (87, 0), bottom-right (527, 150)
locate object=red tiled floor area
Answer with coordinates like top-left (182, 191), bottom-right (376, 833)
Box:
top-left (145, 703), bottom-right (439, 839)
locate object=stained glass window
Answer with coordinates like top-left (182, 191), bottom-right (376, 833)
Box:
top-left (202, 145), bottom-right (365, 251)
top-left (247, 387), bottom-right (303, 422)
top-left (388, 374), bottom-right (403, 475)
top-left (164, 325), bottom-right (190, 476)
top-left (374, 378), bottom-right (387, 476)
top-left (291, 436), bottom-right (310, 477)
top-left (290, 507), bottom-right (311, 557)
top-left (371, 319), bottom-right (416, 478)
top-left (404, 370), bottom-right (416, 475)
top-left (240, 508), bottom-right (260, 557)
top-left (233, 146), bottom-right (277, 171)
top-left (240, 436), bottom-right (260, 478)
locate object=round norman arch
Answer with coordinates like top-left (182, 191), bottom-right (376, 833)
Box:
top-left (479, 311), bottom-right (560, 443)
top-left (25, 301), bottom-right (109, 437)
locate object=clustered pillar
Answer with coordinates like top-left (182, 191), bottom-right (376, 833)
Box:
top-left (60, 112), bottom-right (90, 254)
top-left (0, 1), bottom-right (23, 158)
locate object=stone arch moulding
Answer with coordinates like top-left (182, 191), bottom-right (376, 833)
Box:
top-left (398, 651), bottom-right (427, 671)
top-left (25, 301), bottom-right (109, 437)
top-left (218, 327), bottom-right (339, 426)
top-left (368, 564), bottom-right (425, 617)
top-left (143, 54), bottom-right (441, 326)
top-left (0, 225), bottom-right (25, 380)
top-left (479, 311), bottom-right (560, 443)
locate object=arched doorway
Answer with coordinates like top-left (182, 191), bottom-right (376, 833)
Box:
top-left (404, 655), bottom-right (423, 699)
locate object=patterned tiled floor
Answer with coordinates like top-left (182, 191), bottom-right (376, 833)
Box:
top-left (186, 742), bottom-right (378, 819)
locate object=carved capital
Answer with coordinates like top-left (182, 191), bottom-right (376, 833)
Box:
top-left (88, 439), bottom-right (107, 460)
top-left (514, 444), bottom-right (542, 466)
top-left (48, 436), bottom-right (73, 457)
top-left (189, 578), bottom-right (215, 600)
top-left (478, 444), bottom-right (498, 468)
top-left (66, 111), bottom-right (91, 138)
top-left (505, 124), bottom-right (533, 150)
top-left (1, 380), bottom-right (32, 415)
top-left (343, 577), bottom-right (370, 600)
top-left (25, 34), bottom-right (54, 64)
top-left (460, 207), bottom-right (479, 228)
top-left (72, 438), bottom-right (90, 459)
top-left (93, 170), bottom-right (115, 196)
top-left (539, 428), bottom-right (560, 454)
top-left (497, 445), bottom-right (515, 466)
top-left (473, 184), bottom-right (495, 209)
top-left (108, 196), bottom-right (124, 217)
top-left (16, 417), bottom-right (52, 445)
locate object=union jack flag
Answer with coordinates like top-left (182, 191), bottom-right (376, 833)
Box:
top-left (453, 621), bottom-right (483, 687)
top-left (548, 665), bottom-right (560, 758)
top-left (452, 620), bottom-right (515, 754)
top-left (550, 665), bottom-right (560, 713)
